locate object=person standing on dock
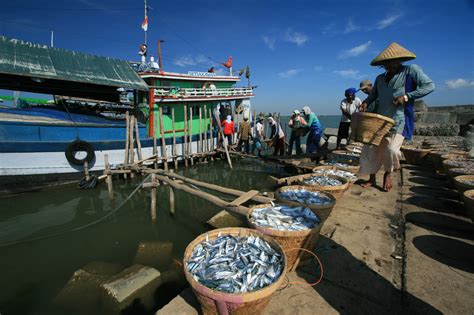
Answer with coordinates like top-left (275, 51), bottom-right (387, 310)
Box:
top-left (359, 42), bottom-right (435, 191)
top-left (359, 80), bottom-right (377, 112)
top-left (337, 88), bottom-right (361, 149)
top-left (253, 116), bottom-right (264, 156)
top-left (222, 115), bottom-right (235, 146)
top-left (237, 116), bottom-right (252, 154)
top-left (267, 116), bottom-right (285, 155)
top-left (302, 106), bottom-right (323, 155)
top-left (288, 110), bottom-right (307, 155)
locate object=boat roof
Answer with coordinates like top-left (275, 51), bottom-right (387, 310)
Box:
top-left (0, 37), bottom-right (148, 102)
top-left (139, 70), bottom-right (240, 82)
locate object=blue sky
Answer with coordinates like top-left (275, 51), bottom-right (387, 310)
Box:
top-left (1, 0), bottom-right (473, 115)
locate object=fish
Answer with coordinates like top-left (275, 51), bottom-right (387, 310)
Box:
top-left (302, 175), bottom-right (343, 186)
top-left (279, 189), bottom-right (333, 206)
top-left (313, 169), bottom-right (357, 182)
top-left (249, 204), bottom-right (320, 231)
top-left (186, 234), bottom-right (284, 293)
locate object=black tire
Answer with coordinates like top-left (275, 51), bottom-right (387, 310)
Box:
top-left (65, 140), bottom-right (95, 166)
top-left (78, 175), bottom-right (98, 189)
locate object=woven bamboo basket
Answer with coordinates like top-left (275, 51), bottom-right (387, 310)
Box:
top-left (350, 112), bottom-right (395, 146)
top-left (442, 158), bottom-right (472, 174)
top-left (183, 228), bottom-right (287, 315)
top-left (453, 175), bottom-right (474, 195)
top-left (400, 146), bottom-right (431, 165)
top-left (297, 174), bottom-right (349, 200)
top-left (312, 165), bottom-right (358, 186)
top-left (447, 167), bottom-right (474, 188)
top-left (320, 160), bottom-right (360, 173)
top-left (274, 185), bottom-right (337, 222)
top-left (247, 204), bottom-right (322, 271)
top-left (462, 190), bottom-right (474, 221)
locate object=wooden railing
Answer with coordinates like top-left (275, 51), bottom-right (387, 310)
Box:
top-left (154, 87), bottom-right (253, 98)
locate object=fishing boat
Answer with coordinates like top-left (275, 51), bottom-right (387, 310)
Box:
top-left (0, 36), bottom-right (254, 193)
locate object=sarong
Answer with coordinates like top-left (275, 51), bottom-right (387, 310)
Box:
top-left (359, 134), bottom-right (405, 175)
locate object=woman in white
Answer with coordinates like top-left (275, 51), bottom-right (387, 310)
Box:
top-left (337, 88), bottom-right (361, 149)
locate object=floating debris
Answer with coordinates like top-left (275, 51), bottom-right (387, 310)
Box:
top-left (302, 175), bottom-right (342, 186)
top-left (278, 189), bottom-right (333, 205)
top-left (250, 204), bottom-right (320, 231)
top-left (186, 234), bottom-right (284, 293)
top-left (313, 169), bottom-right (357, 182)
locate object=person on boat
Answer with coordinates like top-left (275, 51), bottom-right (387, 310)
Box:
top-left (253, 116), bottom-right (264, 157)
top-left (149, 56), bottom-right (159, 70)
top-left (302, 106), bottom-right (323, 155)
top-left (267, 116), bottom-right (285, 155)
top-left (237, 116), bottom-right (252, 154)
top-left (359, 42), bottom-right (435, 191)
top-left (222, 115), bottom-right (235, 146)
top-left (138, 44), bottom-right (147, 63)
top-left (337, 88), bottom-right (361, 149)
top-left (288, 110), bottom-right (307, 155)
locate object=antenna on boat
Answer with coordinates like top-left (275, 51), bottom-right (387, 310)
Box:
top-left (50, 30), bottom-right (54, 47)
top-left (158, 39), bottom-right (164, 69)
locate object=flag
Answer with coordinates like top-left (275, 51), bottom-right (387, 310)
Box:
top-left (141, 16), bottom-right (148, 31)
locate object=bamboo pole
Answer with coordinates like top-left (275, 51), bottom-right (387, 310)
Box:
top-left (183, 104), bottom-right (188, 167)
top-left (212, 109), bottom-right (232, 169)
top-left (199, 106), bottom-right (203, 154)
top-left (159, 106), bottom-right (168, 171)
top-left (83, 161), bottom-right (90, 181)
top-left (135, 117), bottom-right (143, 161)
top-left (234, 111), bottom-right (239, 145)
top-left (129, 115), bottom-right (135, 178)
top-left (189, 107), bottom-right (194, 166)
top-left (151, 173), bottom-right (157, 223)
top-left (104, 154), bottom-right (113, 200)
top-left (204, 104), bottom-right (208, 154)
top-left (153, 106), bottom-right (158, 168)
top-left (209, 108), bottom-right (214, 151)
top-left (124, 111), bottom-right (130, 179)
top-left (169, 169), bottom-right (175, 215)
top-left (171, 107), bottom-right (178, 169)
top-left (155, 175), bottom-right (248, 216)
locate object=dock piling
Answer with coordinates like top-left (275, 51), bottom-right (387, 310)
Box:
top-left (159, 106), bottom-right (168, 171)
top-left (104, 154), bottom-right (113, 200)
top-left (183, 104), bottom-right (188, 167)
top-left (150, 173), bottom-right (157, 223)
top-left (171, 107), bottom-right (178, 169)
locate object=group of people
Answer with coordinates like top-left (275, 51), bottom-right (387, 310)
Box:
top-left (335, 42), bottom-right (435, 192)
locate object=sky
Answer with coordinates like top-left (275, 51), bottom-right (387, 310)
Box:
top-left (1, 0), bottom-right (473, 115)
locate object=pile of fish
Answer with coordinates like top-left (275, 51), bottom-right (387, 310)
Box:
top-left (313, 169), bottom-right (357, 182)
top-left (450, 167), bottom-right (474, 175)
top-left (302, 175), bottom-right (343, 186)
top-left (458, 178), bottom-right (474, 186)
top-left (186, 234), bottom-right (284, 293)
top-left (279, 188), bottom-right (333, 205)
top-left (250, 204), bottom-right (320, 231)
top-left (326, 161), bottom-right (357, 169)
top-left (445, 159), bottom-right (474, 169)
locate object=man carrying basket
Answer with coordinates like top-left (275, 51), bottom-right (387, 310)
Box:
top-left (359, 42), bottom-right (435, 191)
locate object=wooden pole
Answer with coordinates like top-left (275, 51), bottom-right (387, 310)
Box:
top-left (159, 106), bottom-right (168, 171)
top-left (83, 161), bottom-right (90, 181)
top-left (169, 169), bottom-right (175, 215)
top-left (150, 173), bottom-right (157, 223)
top-left (199, 106), bottom-right (203, 154)
top-left (135, 117), bottom-right (143, 161)
top-left (171, 107), bottom-right (178, 169)
top-left (213, 109), bottom-right (232, 169)
top-left (183, 104), bottom-right (188, 167)
top-left (158, 39), bottom-right (164, 69)
top-left (129, 115), bottom-right (135, 178)
top-left (189, 107), bottom-right (194, 166)
top-left (124, 111), bottom-right (130, 179)
top-left (204, 104), bottom-right (208, 154)
top-left (209, 108), bottom-right (214, 152)
top-left (104, 154), bottom-right (113, 200)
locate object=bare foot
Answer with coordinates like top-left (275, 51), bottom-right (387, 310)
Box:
top-left (383, 172), bottom-right (393, 191)
top-left (360, 174), bottom-right (376, 188)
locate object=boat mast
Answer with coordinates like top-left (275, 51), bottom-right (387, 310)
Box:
top-left (144, 0), bottom-right (148, 46)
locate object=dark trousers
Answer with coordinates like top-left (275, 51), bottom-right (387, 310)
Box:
top-left (288, 132), bottom-right (301, 155)
top-left (237, 139), bottom-right (250, 154)
top-left (225, 134), bottom-right (232, 145)
top-left (336, 122), bottom-right (351, 148)
top-left (306, 130), bottom-right (321, 154)
top-left (274, 137), bottom-right (285, 155)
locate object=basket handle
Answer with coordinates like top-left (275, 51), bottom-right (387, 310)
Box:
top-left (282, 248), bottom-right (324, 287)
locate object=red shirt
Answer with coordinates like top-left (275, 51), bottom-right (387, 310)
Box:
top-left (223, 120), bottom-right (234, 135)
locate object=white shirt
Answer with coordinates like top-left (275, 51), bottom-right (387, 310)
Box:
top-left (340, 97), bottom-right (361, 123)
top-left (254, 122), bottom-right (264, 139)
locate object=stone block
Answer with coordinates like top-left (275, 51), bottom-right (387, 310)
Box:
top-left (207, 210), bottom-right (246, 229)
top-left (414, 112), bottom-right (457, 124)
top-left (101, 264), bottom-right (162, 314)
top-left (457, 112), bottom-right (474, 126)
top-left (414, 123), bottom-right (460, 136)
top-left (133, 241), bottom-right (174, 270)
top-left (324, 128), bottom-right (339, 137)
top-left (414, 99), bottom-right (428, 112)
top-left (326, 136), bottom-right (337, 150)
top-left (53, 262), bottom-right (123, 311)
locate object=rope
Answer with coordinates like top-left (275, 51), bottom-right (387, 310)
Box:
top-left (0, 174), bottom-right (151, 248)
top-left (286, 248), bottom-right (324, 286)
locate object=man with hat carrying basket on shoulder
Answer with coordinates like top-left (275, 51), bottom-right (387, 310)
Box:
top-left (359, 42), bottom-right (435, 191)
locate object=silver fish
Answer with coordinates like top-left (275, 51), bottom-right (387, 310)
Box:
top-left (279, 189), bottom-right (333, 205)
top-left (314, 169), bottom-right (357, 181)
top-left (302, 175), bottom-right (342, 186)
top-left (250, 204), bottom-right (320, 231)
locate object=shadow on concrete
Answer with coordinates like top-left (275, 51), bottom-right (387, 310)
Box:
top-left (297, 236), bottom-right (441, 314)
top-left (409, 186), bottom-right (460, 200)
top-left (409, 171), bottom-right (448, 181)
top-left (408, 176), bottom-right (449, 187)
top-left (405, 196), bottom-right (464, 215)
top-left (412, 235), bottom-right (474, 273)
top-left (405, 212), bottom-right (474, 240)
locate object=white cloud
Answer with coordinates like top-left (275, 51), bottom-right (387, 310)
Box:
top-left (278, 68), bottom-right (303, 78)
top-left (314, 65), bottom-right (323, 71)
top-left (173, 54), bottom-right (209, 67)
top-left (321, 22), bottom-right (337, 36)
top-left (333, 69), bottom-right (365, 80)
top-left (376, 14), bottom-right (402, 30)
top-left (283, 28), bottom-right (309, 46)
top-left (445, 78), bottom-right (474, 89)
top-left (339, 41), bottom-right (372, 59)
top-left (344, 19), bottom-right (359, 34)
top-left (262, 35), bottom-right (276, 50)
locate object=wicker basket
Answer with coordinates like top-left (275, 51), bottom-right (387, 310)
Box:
top-left (447, 167), bottom-right (474, 188)
top-left (297, 174), bottom-right (349, 200)
top-left (453, 175), bottom-right (474, 195)
top-left (400, 146), bottom-right (431, 165)
top-left (442, 158), bottom-right (472, 174)
top-left (320, 160), bottom-right (360, 173)
top-left (183, 228), bottom-right (287, 315)
top-left (462, 190), bottom-right (474, 221)
top-left (350, 112), bottom-right (395, 146)
top-left (312, 165), bottom-right (358, 186)
top-left (274, 185), bottom-right (337, 222)
top-left (247, 204), bottom-right (321, 271)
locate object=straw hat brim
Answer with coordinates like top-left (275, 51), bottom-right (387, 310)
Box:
top-left (370, 42), bottom-right (416, 66)
top-left (370, 56), bottom-right (416, 66)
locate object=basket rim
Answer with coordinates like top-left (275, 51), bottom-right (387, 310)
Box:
top-left (183, 227), bottom-right (288, 303)
top-left (463, 189), bottom-right (474, 199)
top-left (274, 185), bottom-right (337, 210)
top-left (297, 174), bottom-right (349, 191)
top-left (352, 111), bottom-right (395, 124)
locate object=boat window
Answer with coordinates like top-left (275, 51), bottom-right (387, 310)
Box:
top-left (161, 105), bottom-right (170, 115)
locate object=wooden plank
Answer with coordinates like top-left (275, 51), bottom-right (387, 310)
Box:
top-left (135, 117), bottom-right (143, 161)
top-left (183, 104), bottom-right (188, 167)
top-left (204, 104), bottom-right (208, 153)
top-left (199, 106), bottom-right (203, 154)
top-left (230, 190), bottom-right (259, 206)
top-left (189, 107), bottom-right (194, 165)
top-left (171, 106), bottom-right (178, 169)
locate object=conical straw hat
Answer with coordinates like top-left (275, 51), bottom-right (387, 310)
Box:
top-left (370, 42), bottom-right (416, 66)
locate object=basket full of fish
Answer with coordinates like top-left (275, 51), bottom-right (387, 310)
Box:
top-left (320, 156), bottom-right (360, 173)
top-left (184, 228), bottom-right (287, 315)
top-left (297, 174), bottom-right (349, 200)
top-left (400, 146), bottom-right (431, 165)
top-left (274, 185), bottom-right (336, 222)
top-left (312, 165), bottom-right (358, 186)
top-left (453, 175), bottom-right (474, 196)
top-left (248, 203), bottom-right (321, 271)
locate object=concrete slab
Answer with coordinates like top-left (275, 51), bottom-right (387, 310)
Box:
top-left (133, 240), bottom-right (174, 270)
top-left (206, 210), bottom-right (247, 229)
